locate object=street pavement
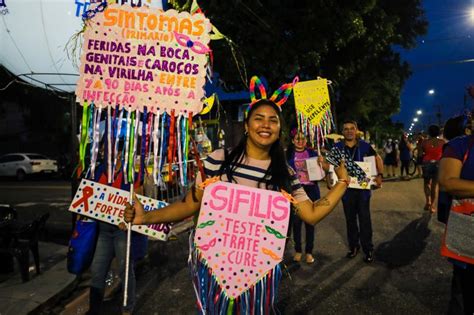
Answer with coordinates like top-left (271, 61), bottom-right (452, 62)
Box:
top-left (131, 177), bottom-right (452, 315)
top-left (0, 179), bottom-right (73, 246)
top-left (0, 177), bottom-right (454, 314)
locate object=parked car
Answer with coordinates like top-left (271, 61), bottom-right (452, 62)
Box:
top-left (0, 153), bottom-right (58, 180)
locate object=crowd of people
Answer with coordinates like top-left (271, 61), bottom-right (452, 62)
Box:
top-left (378, 114), bottom-right (473, 314)
top-left (75, 107), bottom-right (474, 314)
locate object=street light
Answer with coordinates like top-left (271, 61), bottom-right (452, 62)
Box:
top-left (416, 110), bottom-right (422, 115)
top-left (428, 89), bottom-right (435, 95)
top-left (413, 118), bottom-right (419, 122)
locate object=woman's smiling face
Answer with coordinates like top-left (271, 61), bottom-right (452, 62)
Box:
top-left (245, 104), bottom-right (281, 151)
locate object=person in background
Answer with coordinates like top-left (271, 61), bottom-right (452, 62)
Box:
top-left (87, 144), bottom-right (146, 315)
top-left (383, 138), bottom-right (398, 178)
top-left (438, 130), bottom-right (474, 315)
top-left (399, 133), bottom-right (413, 180)
top-left (287, 130), bottom-right (321, 264)
top-left (438, 114), bottom-right (472, 224)
top-left (421, 125), bottom-right (445, 213)
top-left (443, 114), bottom-right (472, 141)
top-left (333, 120), bottom-right (383, 263)
top-left (415, 132), bottom-right (425, 178)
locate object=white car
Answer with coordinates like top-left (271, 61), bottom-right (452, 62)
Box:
top-left (0, 153), bottom-right (58, 180)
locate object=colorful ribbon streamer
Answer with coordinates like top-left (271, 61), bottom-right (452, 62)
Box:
top-left (153, 110), bottom-right (160, 185)
top-left (123, 110), bottom-right (132, 184)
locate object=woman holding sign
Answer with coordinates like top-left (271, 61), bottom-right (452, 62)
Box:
top-left (88, 144), bottom-right (145, 315)
top-left (287, 129), bottom-right (321, 264)
top-left (124, 78), bottom-right (349, 313)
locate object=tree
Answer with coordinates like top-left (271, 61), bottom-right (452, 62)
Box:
top-left (181, 0), bottom-right (427, 136)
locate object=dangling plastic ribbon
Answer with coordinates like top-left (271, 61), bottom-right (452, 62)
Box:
top-left (157, 112), bottom-right (167, 187)
top-left (167, 110), bottom-right (176, 184)
top-left (145, 111), bottom-right (154, 174)
top-left (152, 110), bottom-right (160, 185)
top-left (85, 104), bottom-right (95, 178)
top-left (129, 110), bottom-right (139, 183)
top-left (123, 109), bottom-right (132, 185)
top-left (90, 106), bottom-right (102, 180)
top-left (185, 112), bottom-right (193, 183)
top-left (113, 108), bottom-right (124, 176)
top-left (79, 101), bottom-right (90, 172)
top-left (110, 105), bottom-right (118, 175)
top-left (182, 113), bottom-right (188, 187)
top-left (139, 107), bottom-right (148, 184)
top-left (176, 113), bottom-right (184, 187)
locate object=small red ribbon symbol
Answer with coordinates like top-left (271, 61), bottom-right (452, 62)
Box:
top-left (72, 186), bottom-right (94, 212)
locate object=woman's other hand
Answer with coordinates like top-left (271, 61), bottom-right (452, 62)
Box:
top-left (335, 160), bottom-right (349, 182)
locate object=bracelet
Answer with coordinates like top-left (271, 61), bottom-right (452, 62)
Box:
top-left (337, 179), bottom-right (350, 186)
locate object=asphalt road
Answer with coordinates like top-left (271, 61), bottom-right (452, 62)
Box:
top-left (134, 178), bottom-right (453, 314)
top-left (0, 178), bottom-right (74, 245)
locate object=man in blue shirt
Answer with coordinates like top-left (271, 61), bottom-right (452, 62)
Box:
top-left (335, 120), bottom-right (383, 263)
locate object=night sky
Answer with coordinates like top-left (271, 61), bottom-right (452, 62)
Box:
top-left (393, 0), bottom-right (474, 132)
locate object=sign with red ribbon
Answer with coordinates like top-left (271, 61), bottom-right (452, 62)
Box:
top-left (194, 181), bottom-right (290, 299)
top-left (69, 179), bottom-right (171, 240)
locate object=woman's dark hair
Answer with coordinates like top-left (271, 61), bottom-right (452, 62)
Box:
top-left (427, 125), bottom-right (440, 137)
top-left (443, 115), bottom-right (469, 140)
top-left (399, 134), bottom-right (408, 150)
top-left (218, 99), bottom-right (292, 192)
top-left (342, 120), bottom-right (358, 129)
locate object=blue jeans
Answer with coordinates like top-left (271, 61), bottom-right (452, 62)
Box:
top-left (88, 222), bottom-right (136, 314)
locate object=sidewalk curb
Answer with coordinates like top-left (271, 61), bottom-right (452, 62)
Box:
top-left (0, 257), bottom-right (77, 315)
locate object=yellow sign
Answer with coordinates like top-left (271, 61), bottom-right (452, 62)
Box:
top-left (293, 79), bottom-right (331, 125)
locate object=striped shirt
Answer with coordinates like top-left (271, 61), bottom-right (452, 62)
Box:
top-left (195, 149), bottom-right (309, 203)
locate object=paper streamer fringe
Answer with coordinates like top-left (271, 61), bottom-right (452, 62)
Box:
top-left (78, 106), bottom-right (196, 189)
top-left (189, 232), bottom-right (282, 314)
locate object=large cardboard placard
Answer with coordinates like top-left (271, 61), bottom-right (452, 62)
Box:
top-left (75, 4), bottom-right (212, 113)
top-left (194, 181), bottom-right (290, 299)
top-left (293, 79), bottom-right (331, 125)
top-left (69, 179), bottom-right (171, 240)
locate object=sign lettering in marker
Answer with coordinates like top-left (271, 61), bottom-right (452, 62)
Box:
top-left (69, 179), bottom-right (171, 240)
